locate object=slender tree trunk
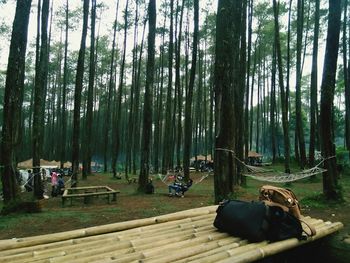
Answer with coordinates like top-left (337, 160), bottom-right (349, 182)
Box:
top-left (132, 19), bottom-right (147, 175)
top-left (125, 0), bottom-right (139, 177)
top-left (139, 0), bottom-right (156, 192)
top-left (320, 0), bottom-right (341, 200)
top-left (153, 19), bottom-right (167, 173)
top-left (244, 0), bottom-right (253, 161)
top-left (162, 0), bottom-right (174, 174)
top-left (286, 0), bottom-right (292, 124)
top-left (183, 0), bottom-right (199, 180)
top-left (103, 0), bottom-right (119, 173)
top-left (0, 0), bottom-right (32, 206)
top-left (271, 44), bottom-right (277, 162)
top-left (249, 40), bottom-right (258, 150)
top-left (256, 57), bottom-right (261, 153)
top-left (273, 0), bottom-right (290, 173)
top-left (111, 0), bottom-right (129, 178)
top-left (32, 0), bottom-right (50, 199)
top-left (236, 0), bottom-right (246, 185)
top-left (208, 61), bottom-right (214, 158)
top-left (175, 0), bottom-right (185, 168)
top-left (60, 0), bottom-right (69, 169)
top-left (71, 0), bottom-right (89, 187)
top-left (309, 0), bottom-right (320, 167)
top-left (82, 0), bottom-right (97, 179)
top-left (344, 0), bottom-right (350, 156)
top-left (295, 0), bottom-right (307, 168)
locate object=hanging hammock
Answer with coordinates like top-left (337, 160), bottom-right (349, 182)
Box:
top-left (157, 170), bottom-right (209, 186)
top-left (216, 148), bottom-right (332, 183)
top-left (243, 166), bottom-right (327, 183)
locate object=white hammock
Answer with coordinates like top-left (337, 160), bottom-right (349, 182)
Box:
top-left (216, 148), bottom-right (331, 183)
top-left (243, 166), bottom-right (327, 183)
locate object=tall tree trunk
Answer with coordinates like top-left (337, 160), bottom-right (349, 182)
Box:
top-left (139, 0), bottom-right (156, 192)
top-left (60, 0), bottom-right (69, 169)
top-left (71, 0), bottom-right (89, 187)
top-left (344, 0), bottom-right (350, 156)
top-left (153, 18), bottom-right (167, 173)
top-left (309, 0), bottom-right (320, 166)
top-left (162, 0), bottom-right (174, 174)
top-left (236, 0), bottom-right (246, 185)
top-left (273, 0), bottom-right (291, 173)
top-left (103, 0), bottom-right (119, 173)
top-left (175, 0), bottom-right (185, 168)
top-left (256, 57), bottom-right (261, 153)
top-left (249, 40), bottom-right (258, 150)
top-left (132, 19), bottom-right (147, 175)
top-left (125, 0), bottom-right (140, 177)
top-left (271, 44), bottom-right (277, 162)
top-left (111, 0), bottom-right (129, 178)
top-left (82, 0), bottom-right (97, 179)
top-left (320, 0), bottom-right (341, 200)
top-left (286, 0), bottom-right (292, 125)
top-left (32, 0), bottom-right (50, 199)
top-left (183, 0), bottom-right (199, 180)
top-left (295, 0), bottom-right (307, 168)
top-left (214, 0), bottom-right (241, 203)
top-left (0, 0), bottom-right (32, 206)
top-left (244, 0), bottom-right (253, 161)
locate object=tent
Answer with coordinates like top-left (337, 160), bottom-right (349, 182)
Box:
top-left (247, 151), bottom-right (263, 165)
top-left (17, 159), bottom-right (65, 169)
top-left (248, 151), bottom-right (263, 158)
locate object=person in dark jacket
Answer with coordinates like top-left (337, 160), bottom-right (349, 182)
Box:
top-left (168, 178), bottom-right (193, 197)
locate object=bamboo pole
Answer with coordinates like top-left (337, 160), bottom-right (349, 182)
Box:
top-left (0, 204), bottom-right (343, 263)
top-left (0, 216), bottom-right (215, 262)
top-left (142, 237), bottom-right (237, 263)
top-left (0, 206), bottom-right (217, 251)
top-left (216, 222), bottom-right (344, 263)
top-left (173, 240), bottom-right (248, 263)
top-left (44, 227), bottom-right (220, 262)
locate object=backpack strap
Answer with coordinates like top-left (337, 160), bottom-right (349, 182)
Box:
top-left (300, 218), bottom-right (317, 237)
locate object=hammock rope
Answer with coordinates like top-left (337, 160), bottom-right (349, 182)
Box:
top-left (215, 148), bottom-right (334, 183)
top-left (157, 170), bottom-right (209, 186)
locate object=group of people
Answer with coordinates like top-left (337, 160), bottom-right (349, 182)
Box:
top-left (20, 168), bottom-right (65, 198)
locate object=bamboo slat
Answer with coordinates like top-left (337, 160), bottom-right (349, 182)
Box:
top-left (0, 205), bottom-right (217, 251)
top-left (0, 205), bottom-right (343, 263)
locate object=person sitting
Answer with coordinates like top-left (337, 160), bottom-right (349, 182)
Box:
top-left (168, 178), bottom-right (193, 197)
top-left (145, 178), bottom-right (155, 194)
top-left (51, 171), bottom-right (58, 197)
top-left (57, 175), bottom-right (65, 195)
top-left (180, 179), bottom-right (193, 196)
top-left (25, 170), bottom-right (34, 192)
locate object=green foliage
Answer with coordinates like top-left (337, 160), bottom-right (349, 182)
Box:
top-left (336, 147), bottom-right (350, 168)
top-left (301, 189), bottom-right (345, 209)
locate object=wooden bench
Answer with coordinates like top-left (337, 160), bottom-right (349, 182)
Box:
top-left (0, 206), bottom-right (343, 262)
top-left (61, 186), bottom-right (120, 206)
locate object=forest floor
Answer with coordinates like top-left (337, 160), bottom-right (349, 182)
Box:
top-left (0, 168), bottom-right (350, 262)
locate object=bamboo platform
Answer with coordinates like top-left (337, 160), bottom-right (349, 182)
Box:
top-left (0, 205), bottom-right (343, 263)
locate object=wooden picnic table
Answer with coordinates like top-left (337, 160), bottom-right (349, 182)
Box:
top-left (61, 186), bottom-right (120, 206)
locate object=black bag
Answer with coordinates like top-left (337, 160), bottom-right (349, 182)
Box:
top-left (213, 200), bottom-right (303, 242)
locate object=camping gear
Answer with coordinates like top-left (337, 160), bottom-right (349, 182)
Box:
top-left (259, 185), bottom-right (301, 218)
top-left (213, 199), bottom-right (307, 242)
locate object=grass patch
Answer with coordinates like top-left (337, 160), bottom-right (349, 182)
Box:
top-left (301, 193), bottom-right (345, 209)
